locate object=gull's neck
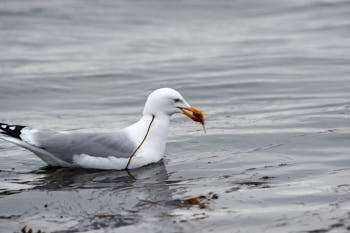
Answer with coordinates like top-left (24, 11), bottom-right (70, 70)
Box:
top-left (125, 113), bottom-right (170, 164)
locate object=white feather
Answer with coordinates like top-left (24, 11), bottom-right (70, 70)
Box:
top-left (0, 135), bottom-right (70, 167)
top-left (19, 128), bottom-right (40, 145)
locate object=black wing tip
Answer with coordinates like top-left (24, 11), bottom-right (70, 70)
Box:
top-left (0, 123), bottom-right (27, 139)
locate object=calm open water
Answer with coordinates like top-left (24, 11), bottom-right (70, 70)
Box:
top-left (1, 0), bottom-right (350, 232)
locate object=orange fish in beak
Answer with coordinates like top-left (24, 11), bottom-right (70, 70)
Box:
top-left (178, 106), bottom-right (206, 133)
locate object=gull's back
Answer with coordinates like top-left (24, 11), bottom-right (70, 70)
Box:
top-left (17, 127), bottom-right (136, 165)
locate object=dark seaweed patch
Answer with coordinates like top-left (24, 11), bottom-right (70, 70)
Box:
top-left (260, 176), bottom-right (276, 180)
top-left (236, 181), bottom-right (267, 186)
top-left (168, 192), bottom-right (219, 210)
top-left (305, 218), bottom-right (348, 233)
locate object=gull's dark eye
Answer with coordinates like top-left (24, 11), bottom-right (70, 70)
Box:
top-left (174, 98), bottom-right (181, 103)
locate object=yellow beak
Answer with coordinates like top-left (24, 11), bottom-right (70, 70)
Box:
top-left (178, 106), bottom-right (206, 133)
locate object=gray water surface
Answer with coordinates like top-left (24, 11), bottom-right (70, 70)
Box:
top-left (1, 0), bottom-right (350, 232)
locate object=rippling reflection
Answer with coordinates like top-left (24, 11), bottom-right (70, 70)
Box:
top-left (32, 162), bottom-right (170, 191)
top-left (0, 162), bottom-right (186, 232)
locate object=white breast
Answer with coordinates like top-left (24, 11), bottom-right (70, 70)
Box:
top-left (125, 114), bottom-right (170, 168)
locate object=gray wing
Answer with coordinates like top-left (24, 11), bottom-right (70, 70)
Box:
top-left (32, 129), bottom-right (136, 164)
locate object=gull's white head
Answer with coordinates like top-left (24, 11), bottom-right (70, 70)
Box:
top-left (143, 88), bottom-right (204, 124)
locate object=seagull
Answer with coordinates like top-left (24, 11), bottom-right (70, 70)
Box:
top-left (0, 88), bottom-right (205, 170)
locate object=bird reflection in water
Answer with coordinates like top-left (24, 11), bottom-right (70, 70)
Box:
top-left (32, 161), bottom-right (170, 191)
top-left (7, 161), bottom-right (184, 232)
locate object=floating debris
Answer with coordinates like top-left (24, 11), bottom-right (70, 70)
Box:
top-left (183, 192), bottom-right (219, 209)
top-left (185, 195), bottom-right (207, 209)
top-left (19, 225), bottom-right (49, 233)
